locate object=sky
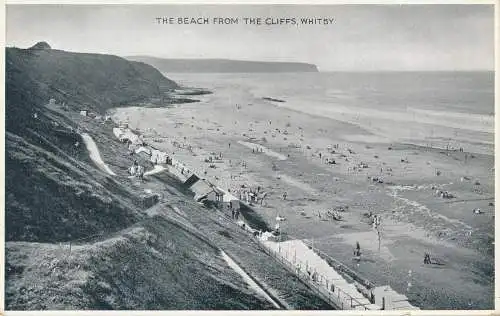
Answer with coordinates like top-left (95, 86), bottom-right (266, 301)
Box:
top-left (6, 4), bottom-right (495, 71)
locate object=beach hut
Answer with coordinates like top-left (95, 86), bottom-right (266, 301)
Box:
top-left (184, 173), bottom-right (200, 187)
top-left (113, 127), bottom-right (125, 140)
top-left (113, 128), bottom-right (142, 145)
top-left (135, 146), bottom-right (152, 156)
top-left (190, 180), bottom-right (224, 204)
top-left (150, 149), bottom-right (169, 164)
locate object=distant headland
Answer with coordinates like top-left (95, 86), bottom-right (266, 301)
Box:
top-left (126, 56), bottom-right (319, 73)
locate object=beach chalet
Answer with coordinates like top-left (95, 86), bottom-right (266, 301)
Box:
top-left (150, 149), bottom-right (169, 164)
top-left (190, 180), bottom-right (224, 204)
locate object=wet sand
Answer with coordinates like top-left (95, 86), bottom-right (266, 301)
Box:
top-left (111, 78), bottom-right (494, 309)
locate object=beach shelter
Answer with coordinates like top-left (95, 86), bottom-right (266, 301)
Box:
top-left (190, 180), bottom-right (224, 203)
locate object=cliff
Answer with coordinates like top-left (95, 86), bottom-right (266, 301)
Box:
top-left (5, 43), bottom-right (330, 310)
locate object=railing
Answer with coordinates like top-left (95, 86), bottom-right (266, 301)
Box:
top-left (301, 239), bottom-right (375, 290)
top-left (257, 240), bottom-right (372, 311)
top-left (143, 143), bottom-right (377, 310)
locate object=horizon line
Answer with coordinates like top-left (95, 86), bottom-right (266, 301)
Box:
top-left (6, 45), bottom-right (494, 72)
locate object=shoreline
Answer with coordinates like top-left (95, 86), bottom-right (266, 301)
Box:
top-left (109, 73), bottom-right (493, 309)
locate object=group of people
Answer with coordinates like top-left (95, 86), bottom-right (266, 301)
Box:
top-left (252, 147), bottom-right (264, 154)
top-left (129, 160), bottom-right (145, 179)
top-left (231, 208), bottom-right (240, 220)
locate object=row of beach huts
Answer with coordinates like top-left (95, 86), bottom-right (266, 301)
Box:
top-left (110, 122), bottom-right (418, 312)
top-left (112, 123), bottom-right (241, 213)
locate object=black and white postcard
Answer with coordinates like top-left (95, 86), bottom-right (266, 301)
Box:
top-left (3, 3), bottom-right (496, 312)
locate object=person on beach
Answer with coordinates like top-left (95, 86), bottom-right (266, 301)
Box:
top-left (424, 253), bottom-right (431, 264)
top-left (283, 192), bottom-right (287, 200)
top-left (228, 143), bottom-right (231, 149)
top-left (354, 241), bottom-right (361, 257)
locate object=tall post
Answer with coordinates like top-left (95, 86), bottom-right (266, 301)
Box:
top-left (377, 229), bottom-right (381, 252)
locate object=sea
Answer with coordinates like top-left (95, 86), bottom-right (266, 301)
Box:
top-left (166, 72), bottom-right (495, 155)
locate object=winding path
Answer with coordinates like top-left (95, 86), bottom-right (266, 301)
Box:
top-left (81, 133), bottom-right (117, 176)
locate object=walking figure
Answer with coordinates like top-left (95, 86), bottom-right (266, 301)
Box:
top-left (283, 192), bottom-right (287, 200)
top-left (354, 241), bottom-right (361, 257)
top-left (424, 252), bottom-right (431, 264)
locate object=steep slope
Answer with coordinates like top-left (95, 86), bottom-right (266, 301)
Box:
top-left (5, 43), bottom-right (178, 242)
top-left (5, 43), bottom-right (331, 310)
top-left (6, 44), bottom-right (178, 133)
top-left (127, 56), bottom-right (319, 73)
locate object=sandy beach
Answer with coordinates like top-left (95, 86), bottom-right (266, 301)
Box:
top-left (111, 72), bottom-right (494, 309)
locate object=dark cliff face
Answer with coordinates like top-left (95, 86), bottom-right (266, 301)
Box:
top-left (127, 56), bottom-right (319, 73)
top-left (4, 43), bottom-right (331, 311)
top-left (3, 45), bottom-right (266, 309)
top-left (5, 44), bottom-right (180, 242)
top-left (6, 46), bottom-right (178, 132)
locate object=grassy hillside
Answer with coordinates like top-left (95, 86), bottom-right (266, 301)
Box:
top-left (5, 43), bottom-right (177, 242)
top-left (5, 43), bottom-right (331, 310)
